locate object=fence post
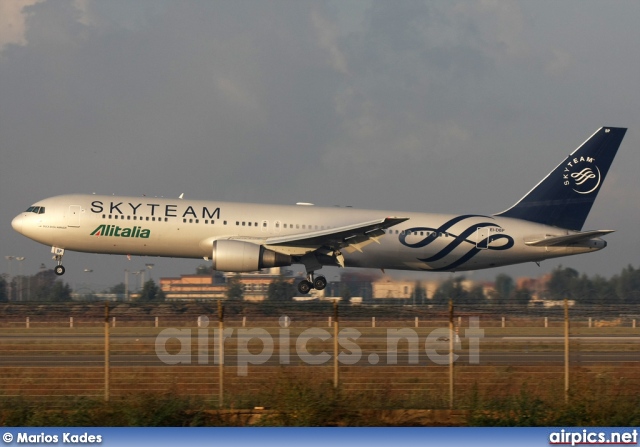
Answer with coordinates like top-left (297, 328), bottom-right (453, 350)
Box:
top-left (564, 298), bottom-right (570, 404)
top-left (218, 300), bottom-right (224, 408)
top-left (544, 317), bottom-right (548, 328)
top-left (26, 317), bottom-right (29, 329)
top-left (588, 317), bottom-right (592, 328)
top-left (333, 301), bottom-right (339, 389)
top-left (155, 316), bottom-right (158, 328)
top-left (104, 301), bottom-right (110, 402)
top-left (501, 317), bottom-right (505, 328)
top-left (372, 317), bottom-right (376, 328)
top-left (449, 300), bottom-right (455, 409)
top-left (242, 316), bottom-right (247, 327)
top-left (70, 317), bottom-right (73, 328)
top-left (415, 316), bottom-right (419, 328)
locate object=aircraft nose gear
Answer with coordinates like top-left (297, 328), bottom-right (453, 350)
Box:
top-left (297, 272), bottom-right (327, 294)
top-left (52, 247), bottom-right (66, 276)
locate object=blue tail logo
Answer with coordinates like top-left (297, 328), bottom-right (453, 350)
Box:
top-left (567, 165), bottom-right (600, 194)
top-left (497, 127), bottom-right (626, 230)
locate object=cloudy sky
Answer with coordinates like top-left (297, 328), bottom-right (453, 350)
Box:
top-left (2, 0), bottom-right (639, 291)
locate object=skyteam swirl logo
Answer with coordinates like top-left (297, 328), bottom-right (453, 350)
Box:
top-left (398, 215), bottom-right (514, 271)
top-left (563, 155), bottom-right (601, 195)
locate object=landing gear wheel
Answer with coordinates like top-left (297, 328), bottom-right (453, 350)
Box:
top-left (313, 275), bottom-right (327, 290)
top-left (51, 247), bottom-right (65, 276)
top-left (297, 280), bottom-right (312, 294)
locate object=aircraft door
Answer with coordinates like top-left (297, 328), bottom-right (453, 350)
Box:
top-left (476, 227), bottom-right (489, 249)
top-left (68, 205), bottom-right (81, 227)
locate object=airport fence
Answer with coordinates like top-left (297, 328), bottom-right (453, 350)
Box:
top-left (1, 302), bottom-right (639, 412)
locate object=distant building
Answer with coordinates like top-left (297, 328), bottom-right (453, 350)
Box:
top-left (339, 271), bottom-right (380, 302)
top-left (160, 267), bottom-right (297, 302)
top-left (234, 269), bottom-right (297, 302)
top-left (160, 274), bottom-right (226, 301)
top-left (372, 277), bottom-right (413, 299)
top-left (371, 276), bottom-right (442, 302)
top-left (517, 273), bottom-right (552, 302)
top-left (477, 281), bottom-right (496, 301)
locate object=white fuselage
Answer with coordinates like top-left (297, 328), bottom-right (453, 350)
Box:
top-left (11, 194), bottom-right (606, 273)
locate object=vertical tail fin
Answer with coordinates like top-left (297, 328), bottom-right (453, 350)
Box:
top-left (495, 127), bottom-right (627, 230)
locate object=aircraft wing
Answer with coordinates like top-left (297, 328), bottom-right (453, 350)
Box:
top-left (220, 217), bottom-right (408, 266)
top-left (265, 216), bottom-right (408, 249)
top-left (524, 230), bottom-right (615, 247)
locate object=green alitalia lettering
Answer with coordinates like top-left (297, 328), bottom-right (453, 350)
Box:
top-left (90, 225), bottom-right (150, 238)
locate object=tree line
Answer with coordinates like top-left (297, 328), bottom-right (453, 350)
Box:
top-left (2, 264), bottom-right (640, 304)
top-left (428, 265), bottom-right (640, 306)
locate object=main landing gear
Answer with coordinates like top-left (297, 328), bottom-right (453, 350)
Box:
top-left (297, 272), bottom-right (327, 294)
top-left (52, 247), bottom-right (66, 276)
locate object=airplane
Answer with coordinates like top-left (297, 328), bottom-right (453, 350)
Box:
top-left (11, 127), bottom-right (627, 294)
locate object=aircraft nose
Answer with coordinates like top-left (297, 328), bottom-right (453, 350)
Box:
top-left (11, 214), bottom-right (23, 234)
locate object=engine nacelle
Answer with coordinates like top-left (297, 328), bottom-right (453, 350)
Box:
top-left (211, 240), bottom-right (292, 272)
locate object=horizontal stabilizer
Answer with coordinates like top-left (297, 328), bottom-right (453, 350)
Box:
top-left (524, 230), bottom-right (614, 247)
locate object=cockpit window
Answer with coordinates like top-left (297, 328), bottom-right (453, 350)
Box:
top-left (38, 207), bottom-right (45, 214)
top-left (25, 206), bottom-right (45, 214)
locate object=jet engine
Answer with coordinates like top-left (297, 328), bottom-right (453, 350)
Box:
top-left (211, 240), bottom-right (291, 272)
